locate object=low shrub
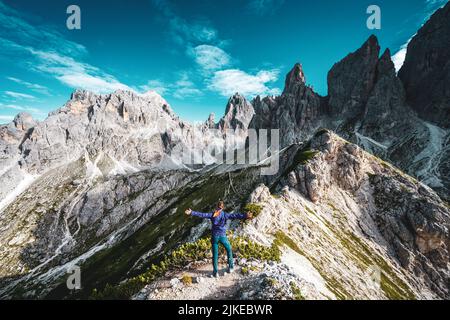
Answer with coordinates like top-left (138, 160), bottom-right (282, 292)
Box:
top-left (181, 274), bottom-right (193, 286)
top-left (91, 233), bottom-right (280, 299)
top-left (243, 203), bottom-right (263, 218)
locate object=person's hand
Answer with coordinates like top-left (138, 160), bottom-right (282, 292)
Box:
top-left (185, 208), bottom-right (192, 215)
top-left (246, 211), bottom-right (253, 219)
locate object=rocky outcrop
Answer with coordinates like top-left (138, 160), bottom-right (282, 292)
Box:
top-left (326, 36), bottom-right (418, 147)
top-left (248, 33), bottom-right (449, 202)
top-left (217, 93), bottom-right (254, 131)
top-left (279, 130), bottom-right (450, 298)
top-left (398, 2), bottom-right (450, 128)
top-left (0, 113), bottom-right (36, 162)
top-left (327, 35), bottom-right (380, 119)
top-left (250, 63), bottom-right (325, 147)
top-left (16, 89), bottom-right (185, 174)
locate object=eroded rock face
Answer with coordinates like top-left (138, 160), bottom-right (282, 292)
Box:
top-left (217, 93), bottom-right (255, 131)
top-left (249, 33), bottom-right (449, 201)
top-left (281, 130), bottom-right (450, 298)
top-left (0, 113), bottom-right (36, 162)
top-left (370, 173), bottom-right (449, 298)
top-left (358, 48), bottom-right (417, 144)
top-left (17, 89), bottom-right (184, 173)
top-left (287, 131), bottom-right (368, 203)
top-left (250, 63), bottom-right (325, 147)
top-left (398, 2), bottom-right (450, 128)
top-left (327, 35), bottom-right (380, 118)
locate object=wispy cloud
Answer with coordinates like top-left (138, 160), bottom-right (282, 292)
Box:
top-left (0, 103), bottom-right (42, 114)
top-left (139, 79), bottom-right (169, 95)
top-left (6, 76), bottom-right (50, 95)
top-left (247, 0), bottom-right (285, 16)
top-left (189, 45), bottom-right (231, 71)
top-left (151, 0), bottom-right (220, 47)
top-left (172, 73), bottom-right (203, 99)
top-left (139, 73), bottom-right (203, 99)
top-left (0, 115), bottom-right (14, 122)
top-left (0, 1), bottom-right (131, 95)
top-left (208, 69), bottom-right (281, 98)
top-left (4, 91), bottom-right (35, 100)
top-left (0, 1), bottom-right (86, 57)
top-left (152, 0), bottom-right (281, 99)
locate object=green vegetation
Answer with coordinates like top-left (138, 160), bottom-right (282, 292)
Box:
top-left (304, 205), bottom-right (316, 216)
top-left (266, 277), bottom-right (278, 287)
top-left (290, 281), bottom-right (305, 300)
top-left (294, 149), bottom-right (319, 166)
top-left (90, 234), bottom-right (280, 299)
top-left (319, 216), bottom-right (416, 300)
top-left (243, 203), bottom-right (263, 218)
top-left (51, 168), bottom-right (263, 299)
top-left (314, 128), bottom-right (330, 138)
top-left (273, 230), bottom-right (304, 256)
top-left (181, 274), bottom-right (193, 286)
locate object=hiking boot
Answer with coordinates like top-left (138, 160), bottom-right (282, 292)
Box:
top-left (227, 267), bottom-right (235, 274)
top-left (211, 272), bottom-right (218, 278)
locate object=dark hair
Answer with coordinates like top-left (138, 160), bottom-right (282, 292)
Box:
top-left (217, 200), bottom-right (224, 208)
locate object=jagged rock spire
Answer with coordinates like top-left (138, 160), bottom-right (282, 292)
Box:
top-left (398, 1), bottom-right (450, 128)
top-left (218, 93), bottom-right (255, 130)
top-left (283, 63), bottom-right (306, 94)
top-left (327, 34), bottom-right (380, 116)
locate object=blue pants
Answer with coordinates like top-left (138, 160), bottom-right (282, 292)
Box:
top-left (211, 236), bottom-right (233, 274)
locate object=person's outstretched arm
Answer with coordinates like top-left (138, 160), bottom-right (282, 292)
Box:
top-left (185, 208), bottom-right (213, 218)
top-left (225, 211), bottom-right (252, 220)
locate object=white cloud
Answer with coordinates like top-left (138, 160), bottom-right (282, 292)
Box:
top-left (173, 87), bottom-right (203, 99)
top-left (152, 0), bottom-right (219, 46)
top-left (0, 2), bottom-right (132, 95)
top-left (26, 49), bottom-right (132, 94)
top-left (6, 77), bottom-right (50, 95)
top-left (191, 45), bottom-right (231, 71)
top-left (139, 80), bottom-right (169, 95)
top-left (0, 103), bottom-right (45, 116)
top-left (4, 91), bottom-right (35, 99)
top-left (208, 68), bottom-right (281, 97)
top-left (57, 73), bottom-right (130, 94)
top-left (138, 73), bottom-right (203, 99)
top-left (0, 115), bottom-right (14, 122)
top-left (173, 73), bottom-right (203, 99)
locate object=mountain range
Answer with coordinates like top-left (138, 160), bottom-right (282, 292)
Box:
top-left (0, 2), bottom-right (449, 300)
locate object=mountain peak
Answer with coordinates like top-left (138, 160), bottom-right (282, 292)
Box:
top-left (398, 1), bottom-right (450, 128)
top-left (219, 93), bottom-right (255, 130)
top-left (365, 34), bottom-right (379, 47)
top-left (13, 112), bottom-right (36, 131)
top-left (283, 63), bottom-right (306, 94)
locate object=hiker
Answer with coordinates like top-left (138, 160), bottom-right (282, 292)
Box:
top-left (185, 201), bottom-right (253, 277)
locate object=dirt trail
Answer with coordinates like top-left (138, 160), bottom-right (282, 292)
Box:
top-left (135, 261), bottom-right (247, 300)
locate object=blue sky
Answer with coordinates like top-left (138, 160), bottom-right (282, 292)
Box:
top-left (0, 0), bottom-right (448, 123)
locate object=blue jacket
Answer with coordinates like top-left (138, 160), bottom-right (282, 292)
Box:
top-left (191, 209), bottom-right (247, 237)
